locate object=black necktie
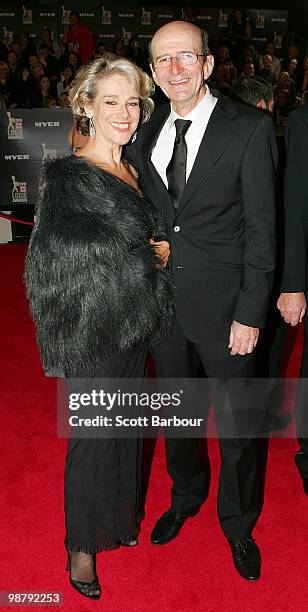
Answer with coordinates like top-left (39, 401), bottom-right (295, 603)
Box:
top-left (166, 118), bottom-right (192, 210)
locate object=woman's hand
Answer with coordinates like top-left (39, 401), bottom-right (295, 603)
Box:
top-left (149, 239), bottom-right (170, 269)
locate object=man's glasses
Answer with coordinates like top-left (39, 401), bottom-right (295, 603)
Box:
top-left (152, 52), bottom-right (206, 70)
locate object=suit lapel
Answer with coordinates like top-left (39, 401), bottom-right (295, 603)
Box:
top-left (177, 95), bottom-right (239, 215)
top-left (140, 105), bottom-right (175, 217)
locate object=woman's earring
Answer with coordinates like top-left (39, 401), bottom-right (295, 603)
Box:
top-left (89, 117), bottom-right (96, 139)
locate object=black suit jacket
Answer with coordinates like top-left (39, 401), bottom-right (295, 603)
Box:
top-left (281, 105), bottom-right (308, 293)
top-left (127, 92), bottom-right (277, 343)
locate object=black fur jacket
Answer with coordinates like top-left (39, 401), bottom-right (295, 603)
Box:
top-left (24, 155), bottom-right (175, 375)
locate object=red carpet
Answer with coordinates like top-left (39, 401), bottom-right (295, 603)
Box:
top-left (1, 243), bottom-right (308, 611)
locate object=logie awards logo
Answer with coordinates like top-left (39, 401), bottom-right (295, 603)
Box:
top-left (41, 143), bottom-right (57, 161)
top-left (218, 9), bottom-right (228, 28)
top-left (62, 6), bottom-right (70, 24)
top-left (102, 6), bottom-right (112, 25)
top-left (22, 6), bottom-right (33, 25)
top-left (141, 7), bottom-right (151, 25)
top-left (256, 11), bottom-right (266, 29)
top-left (11, 176), bottom-right (28, 203)
top-left (7, 112), bottom-right (23, 140)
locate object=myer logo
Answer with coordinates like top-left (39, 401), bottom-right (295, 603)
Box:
top-left (7, 112), bottom-right (23, 140)
top-left (62, 5), bottom-right (70, 24)
top-left (5, 154), bottom-right (29, 160)
top-left (102, 6), bottom-right (112, 24)
top-left (11, 176), bottom-right (27, 203)
top-left (40, 12), bottom-right (56, 17)
top-left (22, 6), bottom-right (33, 24)
top-left (34, 121), bottom-right (60, 128)
top-left (42, 143), bottom-right (57, 161)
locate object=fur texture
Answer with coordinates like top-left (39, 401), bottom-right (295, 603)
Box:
top-left (24, 155), bottom-right (175, 375)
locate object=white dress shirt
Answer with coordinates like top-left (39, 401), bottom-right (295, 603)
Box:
top-left (151, 86), bottom-right (218, 187)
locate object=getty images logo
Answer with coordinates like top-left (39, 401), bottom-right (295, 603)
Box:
top-left (11, 176), bottom-right (27, 203)
top-left (7, 112), bottom-right (23, 140)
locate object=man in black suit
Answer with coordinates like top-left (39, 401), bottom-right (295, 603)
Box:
top-left (277, 105), bottom-right (308, 496)
top-left (127, 21), bottom-right (277, 580)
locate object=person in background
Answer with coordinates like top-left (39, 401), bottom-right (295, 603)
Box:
top-left (37, 43), bottom-right (60, 85)
top-left (259, 42), bottom-right (281, 80)
top-left (7, 49), bottom-right (22, 80)
top-left (113, 38), bottom-right (126, 57)
top-left (228, 7), bottom-right (248, 68)
top-left (59, 41), bottom-right (76, 71)
top-left (67, 51), bottom-right (82, 77)
top-left (57, 65), bottom-right (73, 98)
top-left (62, 10), bottom-right (94, 65)
top-left (0, 61), bottom-right (18, 108)
top-left (42, 95), bottom-right (58, 108)
top-left (18, 32), bottom-right (36, 61)
top-left (258, 55), bottom-right (277, 86)
top-left (10, 41), bottom-right (22, 63)
top-left (241, 60), bottom-right (255, 77)
top-left (37, 26), bottom-right (61, 59)
top-left (97, 43), bottom-right (107, 56)
top-left (127, 37), bottom-right (148, 71)
top-left (29, 74), bottom-right (53, 108)
top-left (299, 57), bottom-right (308, 96)
top-left (288, 57), bottom-right (303, 92)
top-left (59, 91), bottom-right (70, 108)
top-left (211, 63), bottom-right (234, 95)
top-left (275, 71), bottom-right (296, 106)
top-left (277, 104), bottom-right (308, 497)
top-left (230, 75), bottom-right (274, 113)
top-left (215, 45), bottom-right (231, 66)
top-left (282, 44), bottom-right (300, 72)
top-left (0, 37), bottom-right (8, 62)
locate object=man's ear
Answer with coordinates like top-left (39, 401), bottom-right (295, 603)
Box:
top-left (203, 54), bottom-right (214, 80)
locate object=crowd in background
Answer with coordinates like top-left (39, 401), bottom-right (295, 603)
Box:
top-left (0, 8), bottom-right (307, 135)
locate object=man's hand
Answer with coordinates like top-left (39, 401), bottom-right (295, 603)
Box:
top-left (228, 321), bottom-right (259, 356)
top-left (149, 239), bottom-right (170, 269)
top-left (277, 292), bottom-right (306, 326)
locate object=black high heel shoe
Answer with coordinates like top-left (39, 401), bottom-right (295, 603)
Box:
top-left (66, 553), bottom-right (101, 600)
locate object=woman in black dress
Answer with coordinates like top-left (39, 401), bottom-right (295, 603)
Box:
top-left (24, 55), bottom-right (174, 601)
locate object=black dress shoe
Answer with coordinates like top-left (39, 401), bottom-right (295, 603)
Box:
top-left (229, 538), bottom-right (261, 581)
top-left (303, 478), bottom-right (308, 495)
top-left (150, 508), bottom-right (199, 544)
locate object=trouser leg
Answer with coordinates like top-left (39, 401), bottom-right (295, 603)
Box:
top-left (152, 319), bottom-right (210, 513)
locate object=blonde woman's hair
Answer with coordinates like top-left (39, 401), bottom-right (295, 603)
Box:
top-left (69, 54), bottom-right (155, 135)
